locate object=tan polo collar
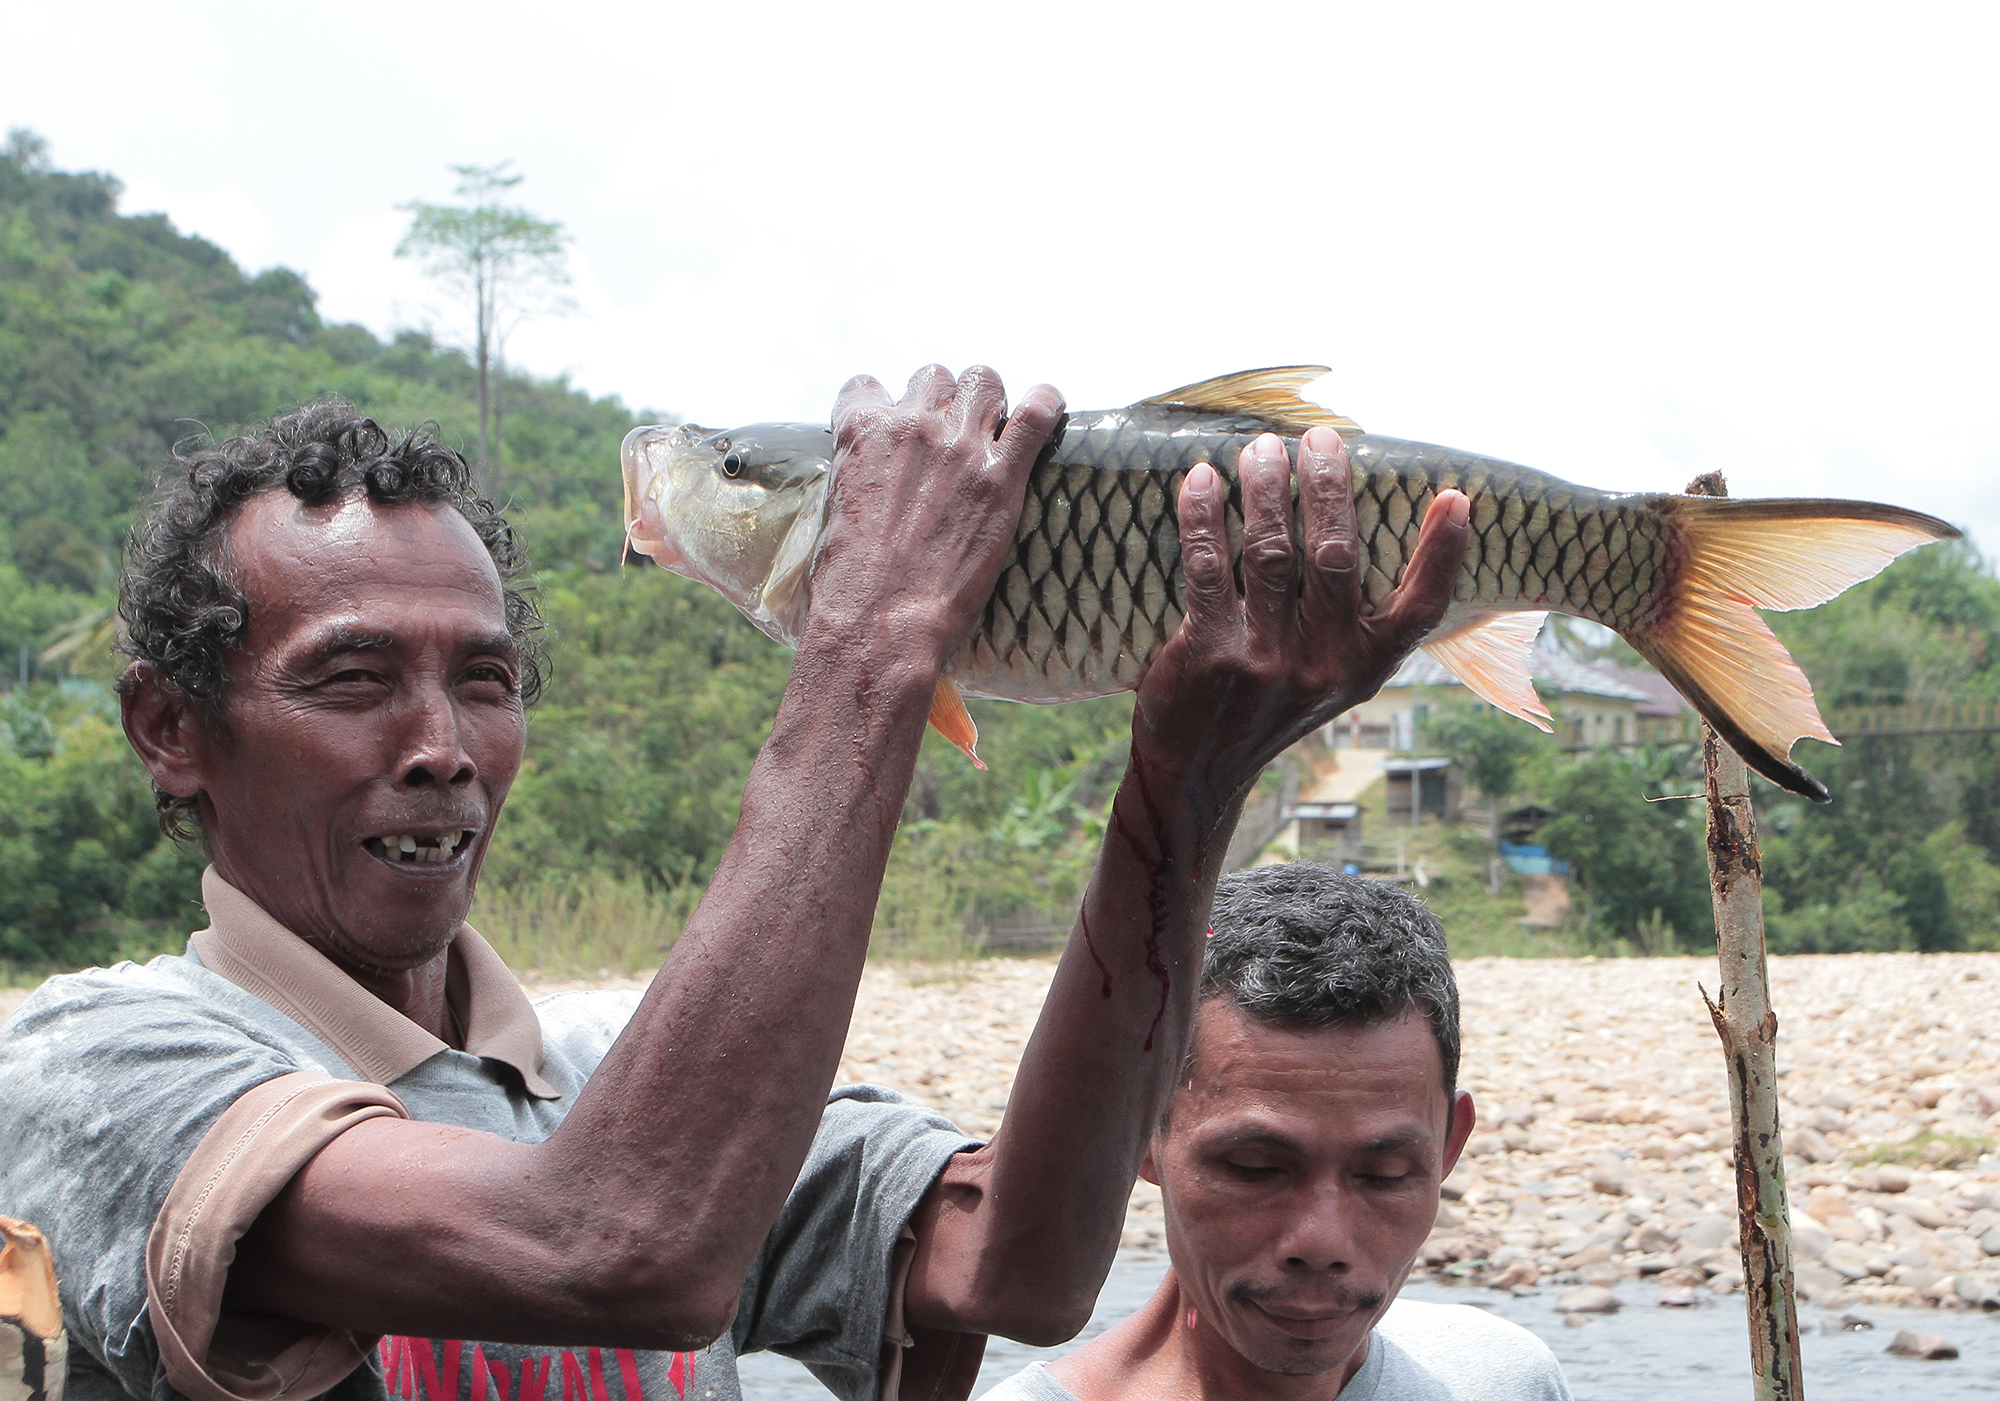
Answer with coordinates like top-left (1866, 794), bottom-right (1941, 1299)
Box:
top-left (188, 867), bottom-right (561, 1099)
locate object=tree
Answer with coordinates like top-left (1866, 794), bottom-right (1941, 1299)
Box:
top-left (397, 164), bottom-right (572, 492)
top-left (1425, 699), bottom-right (1547, 835)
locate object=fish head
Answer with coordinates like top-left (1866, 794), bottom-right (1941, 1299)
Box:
top-left (621, 420), bottom-right (835, 645)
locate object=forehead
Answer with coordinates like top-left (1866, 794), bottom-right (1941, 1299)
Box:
top-left (227, 490), bottom-right (508, 641)
top-left (1171, 1001), bottom-right (1446, 1137)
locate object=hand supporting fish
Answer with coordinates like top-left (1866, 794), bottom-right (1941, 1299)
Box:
top-left (623, 366), bottom-right (1960, 803)
top-left (1129, 428), bottom-right (1467, 837)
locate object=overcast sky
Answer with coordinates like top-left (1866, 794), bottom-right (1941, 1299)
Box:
top-left (9, 2), bottom-right (1999, 554)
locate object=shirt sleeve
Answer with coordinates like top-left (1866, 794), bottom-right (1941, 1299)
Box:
top-left (0, 964), bottom-right (397, 1401)
top-left (731, 1085), bottom-right (982, 1401)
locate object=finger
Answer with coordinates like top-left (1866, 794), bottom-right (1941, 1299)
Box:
top-left (1298, 425), bottom-right (1358, 629)
top-left (946, 364), bottom-right (1009, 439)
top-left (1373, 488), bottom-right (1470, 641)
top-left (1175, 461), bottom-right (1239, 648)
top-left (901, 363), bottom-right (958, 413)
top-left (1237, 434), bottom-right (1298, 649)
top-left (831, 374), bottom-right (891, 434)
top-left (993, 383), bottom-right (1066, 470)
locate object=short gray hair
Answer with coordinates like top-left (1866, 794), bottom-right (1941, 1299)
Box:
top-left (1199, 863), bottom-right (1460, 1090)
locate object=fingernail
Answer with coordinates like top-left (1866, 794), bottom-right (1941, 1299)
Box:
top-left (1186, 463), bottom-right (1217, 495)
top-left (1447, 491), bottom-right (1470, 525)
top-left (1253, 433), bottom-right (1286, 463)
top-left (1301, 426), bottom-right (1338, 457)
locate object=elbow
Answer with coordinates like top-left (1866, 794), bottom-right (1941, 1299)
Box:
top-left (566, 1240), bottom-right (745, 1352)
top-left (970, 1290), bottom-right (1097, 1349)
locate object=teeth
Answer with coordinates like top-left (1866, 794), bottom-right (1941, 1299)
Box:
top-left (371, 832), bottom-right (470, 864)
top-left (399, 835), bottom-right (417, 854)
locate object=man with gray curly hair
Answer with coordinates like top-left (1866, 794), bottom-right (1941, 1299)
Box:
top-left (0, 371), bottom-right (1473, 1401)
top-left (985, 864), bottom-right (1572, 1401)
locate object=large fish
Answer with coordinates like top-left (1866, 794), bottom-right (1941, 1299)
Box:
top-left (621, 367), bottom-right (1957, 802)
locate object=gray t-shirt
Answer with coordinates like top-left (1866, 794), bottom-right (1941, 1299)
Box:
top-left (979, 1299), bottom-right (1572, 1400)
top-left (0, 948), bottom-right (975, 1401)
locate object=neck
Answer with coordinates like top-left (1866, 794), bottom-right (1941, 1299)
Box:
top-left (303, 937), bottom-right (456, 1043)
top-left (1053, 1272), bottom-right (1369, 1401)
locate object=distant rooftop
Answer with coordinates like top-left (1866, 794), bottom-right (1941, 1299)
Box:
top-left (1381, 626), bottom-right (1660, 704)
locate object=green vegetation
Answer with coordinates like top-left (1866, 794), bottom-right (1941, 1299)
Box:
top-left (4, 132), bottom-right (2000, 974)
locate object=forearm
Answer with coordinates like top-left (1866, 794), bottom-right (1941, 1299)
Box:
top-left (909, 758), bottom-right (1248, 1340)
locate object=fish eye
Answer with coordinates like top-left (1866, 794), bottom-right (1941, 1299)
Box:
top-left (722, 452), bottom-right (744, 478)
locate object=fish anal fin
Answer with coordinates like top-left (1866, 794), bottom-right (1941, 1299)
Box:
top-left (1136, 366), bottom-right (1363, 438)
top-left (928, 675), bottom-right (985, 770)
top-left (1423, 612), bottom-right (1555, 733)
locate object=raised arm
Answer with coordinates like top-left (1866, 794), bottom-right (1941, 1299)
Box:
top-left (227, 367), bottom-right (1066, 1350)
top-left (904, 427), bottom-right (1471, 1341)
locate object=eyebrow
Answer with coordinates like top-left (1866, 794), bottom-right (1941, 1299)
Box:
top-left (300, 627), bottom-right (520, 666)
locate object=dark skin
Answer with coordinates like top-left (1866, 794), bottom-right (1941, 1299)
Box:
top-left (123, 369), bottom-right (1467, 1354)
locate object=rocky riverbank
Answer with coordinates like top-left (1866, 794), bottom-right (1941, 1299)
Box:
top-left (754, 950), bottom-right (2000, 1314)
top-left (10, 950), bottom-right (1995, 1312)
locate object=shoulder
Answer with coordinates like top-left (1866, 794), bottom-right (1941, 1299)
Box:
top-left (977, 1362), bottom-right (1079, 1400)
top-left (1374, 1299), bottom-right (1570, 1398)
top-left (531, 988), bottom-right (644, 1067)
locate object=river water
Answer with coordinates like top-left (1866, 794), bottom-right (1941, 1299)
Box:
top-left (735, 1249), bottom-right (2000, 1398)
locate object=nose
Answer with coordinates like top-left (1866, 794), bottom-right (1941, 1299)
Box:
top-left (1276, 1181), bottom-right (1363, 1272)
top-left (397, 681), bottom-right (475, 788)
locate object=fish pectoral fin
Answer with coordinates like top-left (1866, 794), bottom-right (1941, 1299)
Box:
top-left (1135, 366), bottom-right (1364, 438)
top-left (928, 675), bottom-right (986, 770)
top-left (1632, 496), bottom-right (1958, 804)
top-left (1422, 612), bottom-right (1556, 733)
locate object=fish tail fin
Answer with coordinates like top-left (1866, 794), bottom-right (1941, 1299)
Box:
top-left (1631, 497), bottom-right (1959, 802)
top-left (928, 675), bottom-right (986, 769)
top-left (1422, 610), bottom-right (1556, 732)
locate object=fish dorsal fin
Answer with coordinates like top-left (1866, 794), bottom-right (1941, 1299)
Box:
top-left (1422, 611), bottom-right (1556, 733)
top-left (1136, 366), bottom-right (1363, 438)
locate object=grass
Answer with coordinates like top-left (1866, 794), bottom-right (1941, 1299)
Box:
top-left (1864, 1130), bottom-right (1996, 1169)
top-left (471, 870), bottom-right (699, 979)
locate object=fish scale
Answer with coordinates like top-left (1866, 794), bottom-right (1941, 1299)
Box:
top-left (622, 365), bottom-right (1957, 801)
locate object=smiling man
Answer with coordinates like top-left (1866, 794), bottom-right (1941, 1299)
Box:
top-left (986, 865), bottom-right (1572, 1401)
top-left (0, 382), bottom-right (1470, 1401)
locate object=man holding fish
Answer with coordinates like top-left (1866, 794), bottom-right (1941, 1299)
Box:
top-left (0, 363), bottom-right (1471, 1401)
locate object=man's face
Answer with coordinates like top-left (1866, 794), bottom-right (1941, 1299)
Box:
top-left (172, 490), bottom-right (526, 968)
top-left (1144, 1002), bottom-right (1473, 1384)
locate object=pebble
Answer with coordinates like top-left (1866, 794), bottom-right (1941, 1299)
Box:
top-left (1885, 1328), bottom-right (1959, 1359)
top-left (1555, 1285), bottom-right (1622, 1313)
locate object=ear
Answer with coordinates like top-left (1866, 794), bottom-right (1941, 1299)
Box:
top-left (1439, 1090), bottom-right (1476, 1180)
top-left (1139, 1141), bottom-right (1162, 1187)
top-left (120, 662), bottom-right (211, 800)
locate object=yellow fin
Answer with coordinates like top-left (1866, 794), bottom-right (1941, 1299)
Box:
top-left (928, 675), bottom-right (985, 770)
top-left (1136, 366), bottom-right (1363, 438)
top-left (1634, 497), bottom-right (1960, 802)
top-left (0, 1213), bottom-right (63, 1341)
top-left (1422, 612), bottom-right (1555, 732)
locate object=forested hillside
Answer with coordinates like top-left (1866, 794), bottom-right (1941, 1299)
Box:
top-left (3, 132), bottom-right (1997, 972)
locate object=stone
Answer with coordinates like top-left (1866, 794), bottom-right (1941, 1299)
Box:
top-left (1488, 1260), bottom-right (1539, 1290)
top-left (1790, 1127), bottom-right (1837, 1164)
top-left (1806, 1187), bottom-right (1852, 1220)
top-left (1829, 1216), bottom-right (1872, 1244)
top-left (1832, 1312), bottom-right (1874, 1331)
top-left (1633, 1224), bottom-right (1676, 1255)
top-left (1875, 1164), bottom-right (1914, 1193)
top-left (1902, 1197), bottom-right (1951, 1229)
top-left (1794, 1263), bottom-right (1843, 1299)
top-left (1657, 1285), bottom-right (1702, 1307)
top-left (1980, 1226), bottom-right (2000, 1256)
top-left (1555, 1285), bottom-right (1621, 1314)
top-left (1679, 1215), bottom-right (1734, 1250)
top-left (1955, 1272), bottom-right (2000, 1309)
top-left (1789, 1213), bottom-right (1832, 1263)
top-left (1466, 1133), bottom-right (1507, 1158)
top-left (1654, 1266), bottom-right (1707, 1287)
top-left (1587, 1168), bottom-right (1630, 1196)
top-left (1885, 1330), bottom-right (1959, 1360)
top-left (1887, 1265), bottom-right (1945, 1292)
top-left (1823, 1242), bottom-right (1874, 1281)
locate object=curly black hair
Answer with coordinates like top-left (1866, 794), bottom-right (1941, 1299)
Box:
top-left (118, 399), bottom-right (547, 839)
top-left (1194, 863), bottom-right (1460, 1093)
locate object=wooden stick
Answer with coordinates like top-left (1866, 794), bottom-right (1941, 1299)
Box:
top-left (1688, 471), bottom-right (1804, 1401)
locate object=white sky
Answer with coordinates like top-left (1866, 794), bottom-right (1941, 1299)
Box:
top-left (9, 1), bottom-right (2000, 554)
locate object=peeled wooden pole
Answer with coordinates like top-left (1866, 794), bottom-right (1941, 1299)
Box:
top-left (1690, 471), bottom-right (1804, 1401)
top-left (0, 1214), bottom-right (65, 1401)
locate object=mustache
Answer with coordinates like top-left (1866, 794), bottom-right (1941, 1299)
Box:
top-left (1228, 1280), bottom-right (1385, 1315)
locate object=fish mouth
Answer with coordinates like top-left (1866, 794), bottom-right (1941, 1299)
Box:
top-left (362, 828), bottom-right (480, 871)
top-left (621, 425), bottom-right (683, 570)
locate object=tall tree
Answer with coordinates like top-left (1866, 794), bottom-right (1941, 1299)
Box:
top-left (397, 164), bottom-right (571, 492)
